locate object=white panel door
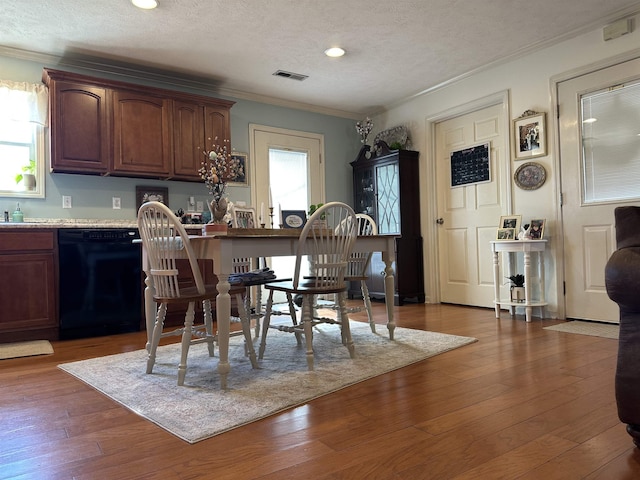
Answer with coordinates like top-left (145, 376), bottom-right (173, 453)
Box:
top-left (557, 57), bottom-right (640, 323)
top-left (436, 104), bottom-right (508, 307)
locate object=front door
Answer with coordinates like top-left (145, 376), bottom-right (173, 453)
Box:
top-left (557, 56), bottom-right (640, 323)
top-left (435, 103), bottom-right (509, 307)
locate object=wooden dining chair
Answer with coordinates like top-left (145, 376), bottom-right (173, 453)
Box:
top-left (137, 201), bottom-right (256, 386)
top-left (258, 202), bottom-right (358, 370)
top-left (337, 213), bottom-right (378, 332)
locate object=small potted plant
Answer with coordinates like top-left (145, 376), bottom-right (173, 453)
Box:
top-left (15, 159), bottom-right (36, 191)
top-left (506, 274), bottom-right (525, 302)
top-left (308, 203), bottom-right (327, 228)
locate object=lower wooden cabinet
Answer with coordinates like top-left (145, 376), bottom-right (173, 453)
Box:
top-left (0, 230), bottom-right (58, 342)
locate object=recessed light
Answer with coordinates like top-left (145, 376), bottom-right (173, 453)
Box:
top-left (132, 0), bottom-right (158, 9)
top-left (583, 117), bottom-right (597, 123)
top-left (324, 47), bottom-right (345, 58)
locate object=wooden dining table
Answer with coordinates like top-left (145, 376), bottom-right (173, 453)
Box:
top-left (139, 228), bottom-right (398, 389)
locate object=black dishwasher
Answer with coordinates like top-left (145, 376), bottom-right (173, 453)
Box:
top-left (58, 228), bottom-right (142, 339)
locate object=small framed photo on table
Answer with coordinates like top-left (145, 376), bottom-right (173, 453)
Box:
top-left (499, 215), bottom-right (521, 233)
top-left (232, 206), bottom-right (256, 228)
top-left (529, 219), bottom-right (545, 239)
top-left (281, 210), bottom-right (307, 228)
top-left (497, 228), bottom-right (516, 240)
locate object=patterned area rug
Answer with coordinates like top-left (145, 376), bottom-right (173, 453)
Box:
top-left (0, 340), bottom-right (53, 360)
top-left (544, 320), bottom-right (619, 339)
top-left (59, 322), bottom-right (477, 443)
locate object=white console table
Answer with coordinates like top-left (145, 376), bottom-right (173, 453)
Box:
top-left (490, 240), bottom-right (547, 322)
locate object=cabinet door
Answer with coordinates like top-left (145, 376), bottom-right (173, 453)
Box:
top-left (112, 90), bottom-right (172, 176)
top-left (375, 160), bottom-right (401, 234)
top-left (353, 165), bottom-right (376, 218)
top-left (203, 104), bottom-right (231, 146)
top-left (49, 80), bottom-right (110, 173)
top-left (0, 253), bottom-right (57, 338)
top-left (172, 100), bottom-right (205, 180)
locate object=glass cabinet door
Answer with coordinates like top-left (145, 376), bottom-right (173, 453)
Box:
top-left (354, 167), bottom-right (375, 217)
top-left (376, 162), bottom-right (400, 234)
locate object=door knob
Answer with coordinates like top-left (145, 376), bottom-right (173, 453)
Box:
top-left (436, 218), bottom-right (444, 225)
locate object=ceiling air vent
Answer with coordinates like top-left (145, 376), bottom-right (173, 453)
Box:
top-left (273, 70), bottom-right (308, 81)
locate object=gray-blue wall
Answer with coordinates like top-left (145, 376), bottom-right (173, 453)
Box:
top-left (1, 54), bottom-right (360, 220)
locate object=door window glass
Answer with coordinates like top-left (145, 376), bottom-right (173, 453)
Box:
top-left (581, 79), bottom-right (640, 204)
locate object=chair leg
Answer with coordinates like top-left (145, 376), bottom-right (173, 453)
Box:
top-left (254, 285), bottom-right (263, 338)
top-left (301, 295), bottom-right (315, 370)
top-left (202, 298), bottom-right (215, 357)
top-left (286, 292), bottom-right (302, 346)
top-left (338, 292), bottom-right (355, 358)
top-left (361, 280), bottom-right (375, 333)
top-left (146, 302), bottom-right (167, 374)
top-left (177, 302), bottom-right (196, 386)
top-left (258, 290), bottom-right (275, 360)
top-left (236, 293), bottom-right (258, 368)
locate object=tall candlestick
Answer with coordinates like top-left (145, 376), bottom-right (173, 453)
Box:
top-left (277, 203), bottom-right (282, 228)
top-left (268, 187), bottom-right (273, 208)
top-left (260, 202), bottom-right (265, 223)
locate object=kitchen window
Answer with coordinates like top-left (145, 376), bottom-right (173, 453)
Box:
top-left (0, 80), bottom-right (48, 198)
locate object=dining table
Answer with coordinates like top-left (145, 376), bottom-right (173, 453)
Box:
top-left (139, 228), bottom-right (398, 389)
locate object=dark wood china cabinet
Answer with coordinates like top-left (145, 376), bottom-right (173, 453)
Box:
top-left (350, 141), bottom-right (425, 305)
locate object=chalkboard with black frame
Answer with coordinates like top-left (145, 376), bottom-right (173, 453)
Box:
top-left (450, 143), bottom-right (491, 188)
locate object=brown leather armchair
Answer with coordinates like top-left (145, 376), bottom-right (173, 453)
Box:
top-left (604, 206), bottom-right (640, 448)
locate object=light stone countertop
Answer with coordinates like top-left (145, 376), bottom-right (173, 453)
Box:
top-left (0, 219), bottom-right (206, 230)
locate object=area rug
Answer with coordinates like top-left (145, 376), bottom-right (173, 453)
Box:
top-left (544, 320), bottom-right (619, 339)
top-left (59, 322), bottom-right (476, 443)
top-left (0, 340), bottom-right (53, 360)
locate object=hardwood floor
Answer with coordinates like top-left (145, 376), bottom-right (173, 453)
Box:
top-left (1, 302), bottom-right (639, 479)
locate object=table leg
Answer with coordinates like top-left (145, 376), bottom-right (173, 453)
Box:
top-left (523, 251), bottom-right (532, 322)
top-left (382, 254), bottom-right (396, 340)
top-left (493, 250), bottom-right (501, 318)
top-left (215, 274), bottom-right (232, 389)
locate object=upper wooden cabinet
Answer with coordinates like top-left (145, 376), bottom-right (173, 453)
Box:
top-left (42, 68), bottom-right (235, 181)
top-left (112, 90), bottom-right (172, 177)
top-left (47, 79), bottom-right (110, 173)
top-left (172, 101), bottom-right (231, 180)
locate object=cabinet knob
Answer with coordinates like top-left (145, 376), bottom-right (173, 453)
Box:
top-left (436, 218), bottom-right (444, 225)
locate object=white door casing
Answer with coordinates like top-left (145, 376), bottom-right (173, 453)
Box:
top-left (249, 124), bottom-right (324, 213)
top-left (557, 56), bottom-right (640, 323)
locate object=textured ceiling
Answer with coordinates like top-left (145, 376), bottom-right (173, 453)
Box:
top-left (2, 0), bottom-right (640, 117)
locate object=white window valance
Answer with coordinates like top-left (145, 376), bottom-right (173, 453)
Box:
top-left (0, 80), bottom-right (48, 126)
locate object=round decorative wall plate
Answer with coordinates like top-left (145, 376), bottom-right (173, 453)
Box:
top-left (514, 162), bottom-right (546, 190)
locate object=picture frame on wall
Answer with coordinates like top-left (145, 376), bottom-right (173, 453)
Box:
top-left (513, 110), bottom-right (546, 160)
top-left (227, 152), bottom-right (249, 186)
top-left (136, 186), bottom-right (169, 212)
top-left (232, 206), bottom-right (256, 228)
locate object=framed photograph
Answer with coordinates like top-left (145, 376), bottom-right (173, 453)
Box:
top-left (497, 228), bottom-right (516, 240)
top-left (499, 215), bottom-right (521, 233)
top-left (529, 219), bottom-right (545, 239)
top-left (232, 206), bottom-right (256, 229)
top-left (227, 152), bottom-right (248, 186)
top-left (281, 209), bottom-right (307, 228)
top-left (136, 185), bottom-right (169, 211)
top-left (513, 110), bottom-right (546, 160)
